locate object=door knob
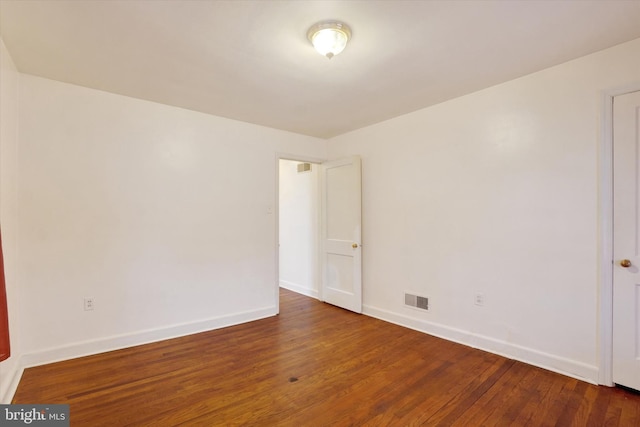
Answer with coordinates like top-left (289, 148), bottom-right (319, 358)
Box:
top-left (620, 259), bottom-right (632, 268)
top-left (352, 243), bottom-right (358, 249)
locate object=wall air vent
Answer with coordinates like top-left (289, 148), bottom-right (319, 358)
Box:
top-left (297, 162), bottom-right (312, 173)
top-left (405, 293), bottom-right (429, 311)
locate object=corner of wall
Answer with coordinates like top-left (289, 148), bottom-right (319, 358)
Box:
top-left (0, 357), bottom-right (24, 404)
top-left (0, 35), bottom-right (22, 404)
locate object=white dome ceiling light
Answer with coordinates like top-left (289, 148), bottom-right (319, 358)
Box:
top-left (307, 21), bottom-right (352, 59)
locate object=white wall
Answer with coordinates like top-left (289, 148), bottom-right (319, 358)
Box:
top-left (16, 75), bottom-right (326, 368)
top-left (327, 38), bottom-right (640, 383)
top-left (0, 38), bottom-right (21, 403)
top-left (5, 30), bottom-right (640, 402)
top-left (279, 160), bottom-right (319, 297)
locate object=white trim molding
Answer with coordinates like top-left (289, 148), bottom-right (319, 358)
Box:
top-left (364, 304), bottom-right (599, 384)
top-left (0, 362), bottom-right (24, 404)
top-left (3, 306), bottom-right (275, 403)
top-left (279, 280), bottom-right (319, 299)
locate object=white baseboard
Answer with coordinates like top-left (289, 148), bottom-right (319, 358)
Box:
top-left (363, 304), bottom-right (599, 384)
top-left (19, 306), bottom-right (276, 374)
top-left (0, 361), bottom-right (24, 404)
top-left (279, 280), bottom-right (318, 299)
top-left (3, 302), bottom-right (599, 402)
top-left (2, 306), bottom-right (276, 403)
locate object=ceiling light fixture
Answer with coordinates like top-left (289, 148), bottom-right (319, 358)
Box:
top-left (307, 21), bottom-right (351, 59)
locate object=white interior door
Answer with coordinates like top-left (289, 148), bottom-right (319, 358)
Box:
top-left (320, 156), bottom-right (362, 313)
top-left (613, 90), bottom-right (640, 391)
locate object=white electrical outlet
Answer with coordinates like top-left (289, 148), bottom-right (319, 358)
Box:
top-left (84, 297), bottom-right (95, 311)
top-left (474, 293), bottom-right (484, 307)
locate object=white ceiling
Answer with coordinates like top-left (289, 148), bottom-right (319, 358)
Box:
top-left (1, 0), bottom-right (639, 139)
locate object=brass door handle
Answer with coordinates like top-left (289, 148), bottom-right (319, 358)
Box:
top-left (352, 243), bottom-right (358, 249)
top-left (620, 259), bottom-right (632, 268)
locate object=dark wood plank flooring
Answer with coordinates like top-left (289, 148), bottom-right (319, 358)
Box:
top-left (12, 288), bottom-right (640, 426)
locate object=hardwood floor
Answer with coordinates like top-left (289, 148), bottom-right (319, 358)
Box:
top-left (12, 289), bottom-right (640, 426)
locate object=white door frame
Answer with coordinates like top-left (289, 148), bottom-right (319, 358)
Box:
top-left (599, 83), bottom-right (640, 386)
top-left (274, 153), bottom-right (326, 314)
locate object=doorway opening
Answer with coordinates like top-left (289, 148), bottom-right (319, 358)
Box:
top-left (277, 158), bottom-right (322, 310)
